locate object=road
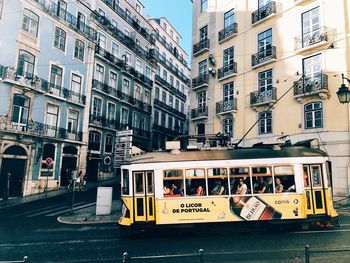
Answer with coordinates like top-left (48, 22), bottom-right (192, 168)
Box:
top-left (0, 193), bottom-right (350, 262)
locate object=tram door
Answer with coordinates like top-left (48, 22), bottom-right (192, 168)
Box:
top-left (133, 171), bottom-right (155, 222)
top-left (303, 165), bottom-right (326, 215)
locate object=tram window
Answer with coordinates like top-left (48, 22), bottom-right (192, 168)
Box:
top-left (134, 172), bottom-right (144, 194)
top-left (252, 166), bottom-right (272, 194)
top-left (311, 165), bottom-right (322, 187)
top-left (208, 168), bottom-right (228, 195)
top-left (303, 166), bottom-right (310, 187)
top-left (185, 169), bottom-right (206, 196)
top-left (122, 169), bottom-right (129, 195)
top-left (274, 166), bottom-right (295, 193)
top-left (146, 172), bottom-right (154, 194)
top-left (163, 170), bottom-right (184, 197)
top-left (229, 167), bottom-right (250, 194)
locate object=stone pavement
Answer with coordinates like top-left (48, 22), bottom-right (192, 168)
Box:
top-left (57, 199), bottom-right (122, 225)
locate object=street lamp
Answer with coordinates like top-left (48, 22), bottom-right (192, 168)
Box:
top-left (337, 74), bottom-right (350, 104)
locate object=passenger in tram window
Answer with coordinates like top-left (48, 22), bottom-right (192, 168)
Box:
top-left (163, 184), bottom-right (171, 195)
top-left (211, 179), bottom-right (224, 195)
top-left (275, 177), bottom-right (284, 193)
top-left (171, 183), bottom-right (184, 196)
top-left (235, 178), bottom-right (247, 195)
top-left (189, 181), bottom-right (204, 196)
top-left (254, 177), bottom-right (269, 194)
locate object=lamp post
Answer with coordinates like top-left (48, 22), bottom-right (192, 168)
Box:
top-left (337, 74), bottom-right (350, 204)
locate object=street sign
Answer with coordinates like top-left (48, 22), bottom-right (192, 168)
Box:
top-left (114, 130), bottom-right (133, 168)
top-left (45, 157), bottom-right (53, 167)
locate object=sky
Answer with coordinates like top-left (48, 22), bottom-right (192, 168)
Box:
top-left (141, 0), bottom-right (193, 60)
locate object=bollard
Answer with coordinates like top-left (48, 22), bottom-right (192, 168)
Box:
top-left (23, 256), bottom-right (29, 263)
top-left (122, 252), bottom-right (128, 263)
top-left (199, 248), bottom-right (204, 263)
top-left (305, 245), bottom-right (310, 263)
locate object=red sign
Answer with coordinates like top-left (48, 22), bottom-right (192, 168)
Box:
top-left (45, 157), bottom-right (53, 166)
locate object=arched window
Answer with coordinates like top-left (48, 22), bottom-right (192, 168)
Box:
top-left (17, 50), bottom-right (35, 78)
top-left (88, 131), bottom-right (101, 151)
top-left (22, 9), bottom-right (39, 37)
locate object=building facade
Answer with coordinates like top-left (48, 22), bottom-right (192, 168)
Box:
top-left (148, 17), bottom-right (191, 150)
top-left (0, 0), bottom-right (97, 197)
top-left (190, 0), bottom-right (350, 199)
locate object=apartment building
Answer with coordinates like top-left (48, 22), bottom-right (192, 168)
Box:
top-left (0, 0), bottom-right (96, 197)
top-left (190, 0), bottom-right (350, 198)
top-left (148, 17), bottom-right (191, 150)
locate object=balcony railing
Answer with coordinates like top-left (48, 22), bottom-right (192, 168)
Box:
top-left (0, 65), bottom-right (86, 105)
top-left (94, 46), bottom-right (153, 88)
top-left (193, 39), bottom-right (210, 56)
top-left (191, 106), bottom-right (208, 119)
top-left (192, 74), bottom-right (209, 89)
top-left (216, 99), bottom-right (237, 114)
top-left (153, 123), bottom-right (179, 136)
top-left (218, 23), bottom-right (238, 43)
top-left (154, 75), bottom-right (187, 100)
top-left (294, 27), bottom-right (335, 51)
top-left (154, 99), bottom-right (187, 120)
top-left (293, 74), bottom-right (329, 97)
top-left (132, 127), bottom-right (150, 138)
top-left (218, 63), bottom-right (237, 80)
top-left (92, 79), bottom-right (152, 113)
top-left (33, 0), bottom-right (97, 41)
top-left (100, 0), bottom-right (152, 43)
top-left (150, 49), bottom-right (190, 86)
top-left (0, 117), bottom-right (83, 142)
top-left (251, 46), bottom-right (276, 68)
top-left (252, 1), bottom-right (276, 25)
top-left (250, 87), bottom-right (277, 106)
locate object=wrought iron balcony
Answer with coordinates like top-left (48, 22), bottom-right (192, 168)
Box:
top-left (100, 0), bottom-right (152, 43)
top-left (153, 123), bottom-right (179, 136)
top-left (250, 87), bottom-right (277, 107)
top-left (251, 46), bottom-right (276, 68)
top-left (293, 74), bottom-right (329, 99)
top-left (192, 74), bottom-right (209, 90)
top-left (154, 75), bottom-right (187, 101)
top-left (33, 0), bottom-right (97, 41)
top-left (191, 106), bottom-right (208, 120)
top-left (0, 116), bottom-right (83, 142)
top-left (154, 99), bottom-right (187, 120)
top-left (217, 63), bottom-right (237, 81)
top-left (193, 39), bottom-right (210, 56)
top-left (0, 65), bottom-right (86, 105)
top-left (252, 1), bottom-right (276, 25)
top-left (216, 99), bottom-right (237, 115)
top-left (218, 23), bottom-right (238, 43)
top-left (294, 27), bottom-right (335, 52)
top-left (132, 127), bottom-right (150, 138)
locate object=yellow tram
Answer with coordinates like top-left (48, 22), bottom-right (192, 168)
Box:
top-left (118, 140), bottom-right (338, 230)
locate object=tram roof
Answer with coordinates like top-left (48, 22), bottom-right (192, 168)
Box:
top-left (123, 146), bottom-right (327, 165)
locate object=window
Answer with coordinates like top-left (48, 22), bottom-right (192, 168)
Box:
top-left (168, 116), bottom-right (173, 130)
top-left (252, 166), bottom-right (272, 194)
top-left (122, 78), bottom-right (130, 94)
top-left (22, 9), bottom-right (39, 37)
top-left (144, 90), bottom-right (150, 104)
top-left (136, 59), bottom-right (142, 73)
top-left (223, 82), bottom-right (234, 101)
top-left (162, 70), bottom-right (167, 81)
top-left (124, 28), bottom-right (130, 37)
top-left (199, 25), bottom-right (208, 41)
top-left (99, 33), bottom-right (107, 49)
top-left (98, 8), bottom-right (105, 17)
top-left (74, 39), bottom-right (85, 61)
top-left (223, 118), bottom-right (233, 138)
top-left (175, 99), bottom-right (179, 111)
top-left (109, 71), bottom-right (118, 89)
top-left (169, 95), bottom-right (174, 107)
top-left (198, 59), bottom-right (207, 76)
top-left (208, 168), bottom-right (228, 195)
top-left (259, 0), bottom-right (271, 9)
top-left (303, 54), bottom-right (321, 82)
top-left (258, 28), bottom-right (272, 55)
top-left (111, 19), bottom-right (118, 28)
top-left (124, 51), bottom-right (131, 65)
top-left (107, 102), bottom-right (116, 121)
top-left (170, 76), bottom-right (174, 86)
top-left (67, 109), bottom-right (79, 133)
top-left (12, 95), bottom-right (30, 125)
top-left (112, 42), bottom-right (119, 57)
top-left (161, 112), bottom-right (166, 126)
top-left (121, 108), bottom-right (129, 124)
top-left (302, 7), bottom-right (320, 47)
top-left (154, 111), bottom-right (159, 125)
top-left (46, 104), bottom-right (59, 136)
top-left (134, 85), bottom-right (141, 100)
top-left (133, 112), bottom-right (140, 129)
top-left (71, 74), bottom-right (82, 102)
top-left (92, 97), bottom-right (102, 116)
top-left (77, 12), bottom-right (85, 30)
top-left (176, 80), bottom-right (180, 89)
top-left (95, 64), bottom-right (104, 82)
top-left (186, 169), bottom-right (206, 196)
top-left (229, 167), bottom-right (250, 195)
top-left (305, 102), bottom-right (323, 128)
top-left (105, 134), bottom-right (113, 153)
top-left (223, 46), bottom-right (234, 70)
top-left (163, 170), bottom-right (184, 197)
top-left (198, 91), bottom-right (206, 108)
top-left (122, 169), bottom-right (129, 195)
top-left (200, 0), bottom-right (208, 13)
top-left (88, 131), bottom-right (101, 151)
top-left (156, 65), bottom-right (161, 76)
top-left (224, 9), bottom-right (234, 28)
top-left (259, 111), bottom-right (272, 134)
top-left (136, 4), bottom-right (141, 13)
top-left (155, 87), bottom-right (160, 100)
top-left (50, 65), bottom-right (63, 91)
top-left (17, 50), bottom-right (35, 78)
top-left (145, 66), bottom-right (151, 79)
top-left (258, 69), bottom-right (273, 92)
top-left (162, 91), bottom-right (167, 103)
top-left (54, 27), bottom-right (66, 51)
top-left (274, 166), bottom-right (295, 193)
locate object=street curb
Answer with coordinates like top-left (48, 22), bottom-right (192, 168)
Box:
top-left (57, 215), bottom-right (117, 225)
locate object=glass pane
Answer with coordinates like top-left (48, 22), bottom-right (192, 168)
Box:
top-left (146, 172), bottom-right (153, 194)
top-left (311, 166), bottom-right (322, 187)
top-left (122, 169), bottom-right (129, 195)
top-left (135, 172), bottom-right (144, 194)
top-left (303, 166), bottom-right (310, 187)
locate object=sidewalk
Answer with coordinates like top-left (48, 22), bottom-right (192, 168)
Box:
top-left (57, 199), bottom-right (122, 225)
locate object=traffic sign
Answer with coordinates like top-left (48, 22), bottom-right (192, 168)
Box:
top-left (45, 157), bottom-right (53, 166)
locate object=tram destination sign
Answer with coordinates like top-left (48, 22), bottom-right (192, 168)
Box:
top-left (114, 130), bottom-right (133, 168)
